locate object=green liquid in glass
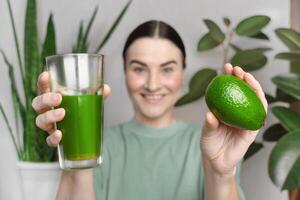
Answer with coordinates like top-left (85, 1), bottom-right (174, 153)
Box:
top-left (57, 95), bottom-right (103, 161)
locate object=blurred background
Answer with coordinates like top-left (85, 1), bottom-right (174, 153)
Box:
top-left (0, 0), bottom-right (295, 199)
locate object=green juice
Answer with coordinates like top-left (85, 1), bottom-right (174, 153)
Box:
top-left (57, 95), bottom-right (103, 161)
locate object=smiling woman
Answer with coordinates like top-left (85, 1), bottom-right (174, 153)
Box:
top-left (31, 20), bottom-right (270, 200)
top-left (125, 37), bottom-right (184, 127)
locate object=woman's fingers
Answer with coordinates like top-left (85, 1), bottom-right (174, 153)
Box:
top-left (35, 108), bottom-right (65, 132)
top-left (103, 84), bottom-right (111, 100)
top-left (32, 93), bottom-right (62, 114)
top-left (46, 130), bottom-right (62, 147)
top-left (224, 63), bottom-right (233, 75)
top-left (244, 72), bottom-right (268, 112)
top-left (202, 112), bottom-right (220, 137)
top-left (232, 66), bottom-right (246, 80)
top-left (223, 63), bottom-right (268, 113)
top-left (37, 71), bottom-right (50, 94)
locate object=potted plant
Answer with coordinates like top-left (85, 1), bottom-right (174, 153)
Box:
top-left (175, 15), bottom-right (271, 160)
top-left (0, 0), bottom-right (131, 199)
top-left (265, 27), bottom-right (300, 200)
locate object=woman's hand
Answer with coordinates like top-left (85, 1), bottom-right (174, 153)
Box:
top-left (200, 63), bottom-right (268, 176)
top-left (32, 71), bottom-right (111, 147)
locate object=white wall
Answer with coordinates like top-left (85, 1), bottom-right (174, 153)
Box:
top-left (0, 0), bottom-right (290, 199)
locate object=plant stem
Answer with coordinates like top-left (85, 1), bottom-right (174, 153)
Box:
top-left (222, 30), bottom-right (234, 67)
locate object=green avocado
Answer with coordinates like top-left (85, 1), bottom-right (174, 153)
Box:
top-left (205, 74), bottom-right (266, 130)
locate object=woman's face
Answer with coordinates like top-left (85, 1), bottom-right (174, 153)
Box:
top-left (125, 37), bottom-right (184, 123)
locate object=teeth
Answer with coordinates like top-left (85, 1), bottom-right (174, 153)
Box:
top-left (143, 95), bottom-right (163, 100)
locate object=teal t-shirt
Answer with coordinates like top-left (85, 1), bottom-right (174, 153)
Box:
top-left (93, 120), bottom-right (245, 200)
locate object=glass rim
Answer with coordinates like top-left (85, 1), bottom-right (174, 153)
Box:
top-left (46, 53), bottom-right (104, 62)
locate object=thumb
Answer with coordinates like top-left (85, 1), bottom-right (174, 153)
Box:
top-left (202, 112), bottom-right (220, 136)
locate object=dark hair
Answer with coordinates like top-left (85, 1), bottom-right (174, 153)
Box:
top-left (122, 20), bottom-right (186, 69)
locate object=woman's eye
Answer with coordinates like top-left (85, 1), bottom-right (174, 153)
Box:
top-left (133, 67), bottom-right (145, 73)
top-left (162, 67), bottom-right (173, 73)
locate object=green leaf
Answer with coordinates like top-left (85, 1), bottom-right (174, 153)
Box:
top-left (252, 47), bottom-right (272, 52)
top-left (263, 123), bottom-right (287, 142)
top-left (41, 13), bottom-right (56, 65)
top-left (0, 103), bottom-right (21, 159)
top-left (203, 19), bottom-right (225, 43)
top-left (82, 6), bottom-right (98, 51)
top-left (275, 28), bottom-right (300, 51)
top-left (24, 0), bottom-right (40, 161)
top-left (271, 106), bottom-right (300, 131)
top-left (175, 68), bottom-right (217, 106)
top-left (275, 52), bottom-right (300, 62)
top-left (244, 142), bottom-right (263, 161)
top-left (276, 88), bottom-right (297, 103)
top-left (265, 93), bottom-right (277, 104)
top-left (230, 49), bottom-right (267, 71)
top-left (223, 17), bottom-right (231, 27)
top-left (248, 32), bottom-right (269, 40)
top-left (235, 15), bottom-right (270, 37)
top-left (6, 0), bottom-right (24, 80)
top-left (95, 0), bottom-right (132, 52)
top-left (0, 50), bottom-right (26, 142)
top-left (272, 73), bottom-right (300, 100)
top-left (24, 0), bottom-right (39, 95)
top-left (197, 33), bottom-right (221, 52)
top-left (291, 61), bottom-right (300, 75)
top-left (268, 130), bottom-right (300, 190)
top-left (73, 21), bottom-right (85, 53)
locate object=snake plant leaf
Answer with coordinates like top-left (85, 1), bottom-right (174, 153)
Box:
top-left (203, 19), bottom-right (225, 43)
top-left (268, 130), bottom-right (300, 190)
top-left (24, 0), bottom-right (39, 95)
top-left (175, 68), bottom-right (217, 106)
top-left (24, 0), bottom-right (41, 161)
top-left (0, 104), bottom-right (21, 159)
top-left (82, 6), bottom-right (98, 50)
top-left (223, 17), bottom-right (231, 27)
top-left (263, 123), bottom-right (287, 142)
top-left (6, 0), bottom-right (24, 80)
top-left (275, 28), bottom-right (300, 51)
top-left (41, 13), bottom-right (56, 65)
top-left (235, 15), bottom-right (270, 37)
top-left (271, 106), bottom-right (300, 131)
top-left (197, 33), bottom-right (221, 52)
top-left (230, 49), bottom-right (267, 71)
top-left (248, 32), bottom-right (269, 40)
top-left (95, 0), bottom-right (132, 52)
top-left (275, 52), bottom-right (300, 62)
top-left (0, 50), bottom-right (25, 142)
top-left (272, 74), bottom-right (300, 100)
top-left (244, 142), bottom-right (263, 161)
top-left (73, 21), bottom-right (85, 53)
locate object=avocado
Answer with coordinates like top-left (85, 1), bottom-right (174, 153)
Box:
top-left (205, 74), bottom-right (266, 130)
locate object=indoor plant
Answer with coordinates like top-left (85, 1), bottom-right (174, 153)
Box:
top-left (265, 27), bottom-right (300, 200)
top-left (0, 0), bottom-right (131, 199)
top-left (175, 15), bottom-right (272, 160)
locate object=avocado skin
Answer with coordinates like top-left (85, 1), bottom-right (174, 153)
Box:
top-left (205, 75), bottom-right (266, 130)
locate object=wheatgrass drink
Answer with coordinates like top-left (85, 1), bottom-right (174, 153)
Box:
top-left (46, 53), bottom-right (104, 170)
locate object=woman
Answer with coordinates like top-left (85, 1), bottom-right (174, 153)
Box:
top-left (32, 20), bottom-right (268, 200)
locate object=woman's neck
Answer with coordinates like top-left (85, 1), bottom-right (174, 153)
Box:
top-left (134, 113), bottom-right (176, 128)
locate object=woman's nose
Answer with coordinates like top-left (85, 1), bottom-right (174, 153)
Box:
top-left (144, 71), bottom-right (161, 92)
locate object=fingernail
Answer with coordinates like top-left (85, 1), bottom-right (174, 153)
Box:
top-left (52, 94), bottom-right (59, 102)
top-left (54, 109), bottom-right (62, 116)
